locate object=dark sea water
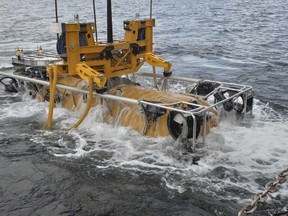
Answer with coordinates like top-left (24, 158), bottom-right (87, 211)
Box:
top-left (0, 0), bottom-right (288, 215)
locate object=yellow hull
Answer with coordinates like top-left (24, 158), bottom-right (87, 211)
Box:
top-left (37, 76), bottom-right (218, 140)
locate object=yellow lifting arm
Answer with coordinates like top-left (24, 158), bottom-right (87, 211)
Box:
top-left (144, 52), bottom-right (172, 73)
top-left (76, 63), bottom-right (107, 88)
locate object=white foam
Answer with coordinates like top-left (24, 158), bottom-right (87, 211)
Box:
top-left (2, 90), bottom-right (287, 202)
top-left (0, 94), bottom-right (47, 119)
top-left (0, 63), bottom-right (13, 69)
top-left (45, 99), bottom-right (287, 176)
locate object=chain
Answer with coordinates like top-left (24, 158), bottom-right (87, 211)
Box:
top-left (238, 167), bottom-right (288, 216)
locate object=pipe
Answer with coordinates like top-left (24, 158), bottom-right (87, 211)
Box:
top-left (136, 72), bottom-right (252, 90)
top-left (0, 71), bottom-right (138, 104)
top-left (107, 0), bottom-right (113, 43)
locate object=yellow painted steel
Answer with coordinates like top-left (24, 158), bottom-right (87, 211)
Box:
top-left (44, 74), bottom-right (95, 130)
top-left (47, 66), bottom-right (58, 129)
top-left (107, 85), bottom-right (217, 138)
top-left (46, 18), bottom-right (171, 84)
top-left (68, 77), bottom-right (94, 129)
top-left (144, 52), bottom-right (172, 73)
top-left (43, 16), bottom-right (219, 140)
top-left (76, 63), bottom-right (106, 88)
top-left (44, 17), bottom-right (177, 130)
top-left (36, 74), bottom-right (218, 138)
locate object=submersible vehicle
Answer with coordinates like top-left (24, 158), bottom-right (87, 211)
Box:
top-left (0, 0), bottom-right (253, 151)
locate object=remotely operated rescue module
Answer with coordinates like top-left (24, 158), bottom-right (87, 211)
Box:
top-left (0, 0), bottom-right (253, 151)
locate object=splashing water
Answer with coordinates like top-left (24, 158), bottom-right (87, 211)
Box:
top-left (19, 94), bottom-right (287, 206)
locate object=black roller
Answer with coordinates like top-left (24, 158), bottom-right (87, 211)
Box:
top-left (167, 111), bottom-right (201, 140)
top-left (107, 0), bottom-right (113, 43)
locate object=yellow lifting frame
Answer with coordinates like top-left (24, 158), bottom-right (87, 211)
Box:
top-left (45, 17), bottom-right (174, 130)
top-left (76, 63), bottom-right (107, 88)
top-left (46, 64), bottom-right (99, 130)
top-left (68, 76), bottom-right (94, 129)
top-left (47, 65), bottom-right (58, 129)
top-left (144, 52), bottom-right (172, 73)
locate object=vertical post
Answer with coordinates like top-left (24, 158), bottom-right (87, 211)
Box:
top-left (202, 111), bottom-right (207, 144)
top-left (191, 114), bottom-right (197, 152)
top-left (107, 0), bottom-right (113, 43)
top-left (243, 91), bottom-right (248, 118)
top-left (55, 0), bottom-right (59, 40)
top-left (47, 67), bottom-right (58, 129)
top-left (93, 0), bottom-right (98, 42)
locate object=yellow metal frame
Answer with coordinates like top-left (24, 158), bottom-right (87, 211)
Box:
top-left (47, 65), bottom-right (58, 129)
top-left (46, 17), bottom-right (173, 129)
top-left (47, 18), bottom-right (172, 79)
top-left (76, 63), bottom-right (106, 88)
top-left (68, 76), bottom-right (94, 129)
top-left (144, 52), bottom-right (172, 73)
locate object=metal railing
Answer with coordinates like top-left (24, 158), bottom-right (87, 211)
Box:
top-left (0, 69), bottom-right (253, 150)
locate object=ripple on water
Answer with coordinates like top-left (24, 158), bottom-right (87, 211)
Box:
top-left (1, 0), bottom-right (288, 215)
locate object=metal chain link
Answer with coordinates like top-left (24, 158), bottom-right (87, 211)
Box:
top-left (238, 167), bottom-right (288, 216)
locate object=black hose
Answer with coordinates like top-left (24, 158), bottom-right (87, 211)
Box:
top-left (167, 111), bottom-right (201, 140)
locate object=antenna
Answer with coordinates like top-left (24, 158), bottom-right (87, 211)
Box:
top-left (93, 0), bottom-right (98, 42)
